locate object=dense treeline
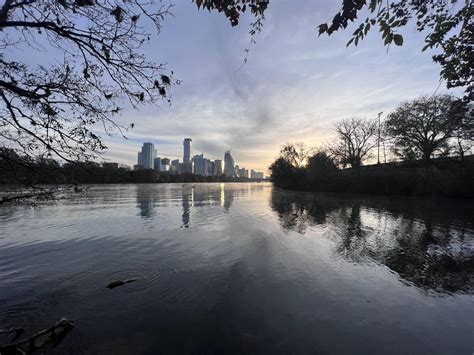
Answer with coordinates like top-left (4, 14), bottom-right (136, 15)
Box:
top-left (0, 149), bottom-right (255, 186)
top-left (271, 155), bottom-right (474, 198)
top-left (270, 95), bottom-right (473, 198)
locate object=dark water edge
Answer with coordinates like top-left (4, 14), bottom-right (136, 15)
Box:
top-left (0, 183), bottom-right (473, 354)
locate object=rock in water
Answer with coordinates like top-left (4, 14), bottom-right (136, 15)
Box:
top-left (106, 278), bottom-right (137, 289)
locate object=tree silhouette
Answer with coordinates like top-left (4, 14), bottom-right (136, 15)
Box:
top-left (0, 0), bottom-right (175, 201)
top-left (328, 118), bottom-right (377, 172)
top-left (279, 142), bottom-right (314, 169)
top-left (386, 95), bottom-right (468, 161)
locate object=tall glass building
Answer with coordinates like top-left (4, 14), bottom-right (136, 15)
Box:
top-left (183, 138), bottom-right (192, 173)
top-left (224, 151), bottom-right (235, 178)
top-left (137, 142), bottom-right (156, 169)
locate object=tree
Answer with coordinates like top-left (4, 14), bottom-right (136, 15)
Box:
top-left (328, 118), bottom-right (377, 171)
top-left (0, 0), bottom-right (176, 201)
top-left (269, 143), bottom-right (312, 188)
top-left (279, 142), bottom-right (314, 168)
top-left (268, 156), bottom-right (297, 187)
top-left (385, 95), bottom-right (467, 161)
top-left (307, 149), bottom-right (338, 178)
top-left (196, 0), bottom-right (472, 100)
top-left (451, 101), bottom-right (473, 160)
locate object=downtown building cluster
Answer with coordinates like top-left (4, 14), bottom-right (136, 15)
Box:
top-left (133, 139), bottom-right (264, 179)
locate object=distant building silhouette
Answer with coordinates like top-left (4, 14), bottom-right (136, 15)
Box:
top-left (224, 150), bottom-right (235, 178)
top-left (237, 166), bottom-right (249, 178)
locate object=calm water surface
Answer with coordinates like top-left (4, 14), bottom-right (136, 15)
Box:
top-left (0, 183), bottom-right (473, 354)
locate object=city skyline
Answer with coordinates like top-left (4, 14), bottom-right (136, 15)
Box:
top-left (133, 140), bottom-right (265, 177)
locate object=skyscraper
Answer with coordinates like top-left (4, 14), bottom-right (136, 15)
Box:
top-left (183, 138), bottom-right (192, 173)
top-left (193, 154), bottom-right (212, 176)
top-left (137, 142), bottom-right (155, 169)
top-left (213, 159), bottom-right (223, 176)
top-left (224, 150), bottom-right (235, 178)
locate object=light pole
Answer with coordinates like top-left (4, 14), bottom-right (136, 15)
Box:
top-left (377, 112), bottom-right (383, 165)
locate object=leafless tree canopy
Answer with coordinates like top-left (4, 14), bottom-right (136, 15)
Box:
top-left (0, 0), bottom-right (175, 167)
top-left (279, 142), bottom-right (314, 168)
top-left (328, 118), bottom-right (377, 170)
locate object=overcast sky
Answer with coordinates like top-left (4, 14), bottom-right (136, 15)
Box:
top-left (101, 0), bottom-right (458, 174)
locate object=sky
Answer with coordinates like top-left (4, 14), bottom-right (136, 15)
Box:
top-left (100, 0), bottom-right (459, 174)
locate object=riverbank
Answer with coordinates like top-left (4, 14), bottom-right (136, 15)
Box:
top-left (272, 160), bottom-right (474, 199)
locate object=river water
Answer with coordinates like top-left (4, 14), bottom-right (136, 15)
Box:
top-left (0, 183), bottom-right (473, 354)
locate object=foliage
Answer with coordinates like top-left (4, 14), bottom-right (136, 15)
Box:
top-left (193, 0), bottom-right (267, 28)
top-left (307, 149), bottom-right (338, 178)
top-left (269, 156), bottom-right (304, 189)
top-left (327, 117), bottom-right (377, 171)
top-left (451, 100), bottom-right (474, 159)
top-left (269, 156), bottom-right (295, 177)
top-left (192, 0), bottom-right (268, 60)
top-left (385, 95), bottom-right (469, 161)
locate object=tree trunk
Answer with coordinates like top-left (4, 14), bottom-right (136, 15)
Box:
top-left (422, 149), bottom-right (432, 163)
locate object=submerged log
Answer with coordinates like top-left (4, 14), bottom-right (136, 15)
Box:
top-left (0, 328), bottom-right (24, 343)
top-left (0, 318), bottom-right (74, 354)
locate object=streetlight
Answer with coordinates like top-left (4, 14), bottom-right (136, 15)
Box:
top-left (377, 112), bottom-right (383, 165)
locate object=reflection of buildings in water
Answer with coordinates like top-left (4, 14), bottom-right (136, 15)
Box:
top-left (136, 186), bottom-right (154, 218)
top-left (180, 184), bottom-right (237, 227)
top-left (181, 187), bottom-right (192, 228)
top-left (136, 184), bottom-right (240, 224)
top-left (222, 184), bottom-right (234, 212)
top-left (270, 189), bottom-right (474, 294)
